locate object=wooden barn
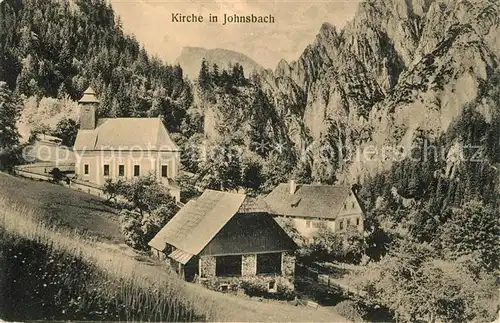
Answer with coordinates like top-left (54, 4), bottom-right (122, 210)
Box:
top-left (148, 190), bottom-right (297, 284)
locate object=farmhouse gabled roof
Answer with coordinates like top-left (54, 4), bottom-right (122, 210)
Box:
top-left (148, 190), bottom-right (246, 263)
top-left (263, 183), bottom-right (353, 219)
top-left (73, 117), bottom-right (180, 151)
top-left (238, 196), bottom-right (269, 214)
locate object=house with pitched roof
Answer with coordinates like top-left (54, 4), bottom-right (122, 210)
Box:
top-left (263, 181), bottom-right (365, 237)
top-left (148, 189), bottom-right (297, 287)
top-left (73, 87), bottom-right (181, 200)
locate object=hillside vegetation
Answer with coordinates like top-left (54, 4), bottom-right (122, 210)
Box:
top-left (1, 0), bottom-right (193, 133)
top-left (0, 174), bottom-right (348, 322)
top-left (0, 197), bottom-right (210, 321)
top-left (0, 172), bottom-right (121, 242)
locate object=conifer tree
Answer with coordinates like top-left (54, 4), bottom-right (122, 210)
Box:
top-left (211, 63), bottom-right (220, 85)
top-left (0, 82), bottom-right (21, 150)
top-left (198, 58), bottom-right (210, 89)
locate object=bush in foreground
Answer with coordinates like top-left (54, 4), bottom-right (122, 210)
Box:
top-left (333, 300), bottom-right (367, 323)
top-left (201, 276), bottom-right (295, 301)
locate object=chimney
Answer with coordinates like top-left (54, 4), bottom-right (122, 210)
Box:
top-left (78, 87), bottom-right (100, 130)
top-left (351, 183), bottom-right (362, 195)
top-left (289, 179), bottom-right (297, 194)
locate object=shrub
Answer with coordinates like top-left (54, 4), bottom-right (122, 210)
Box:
top-left (333, 300), bottom-right (367, 322)
top-left (49, 167), bottom-right (63, 183)
top-left (119, 206), bottom-right (178, 251)
top-left (0, 145), bottom-right (25, 172)
top-left (102, 178), bottom-right (124, 203)
top-left (240, 276), bottom-right (296, 300)
top-left (300, 226), bottom-right (365, 264)
top-left (107, 176), bottom-right (179, 251)
top-left (200, 277), bottom-right (241, 294)
top-left (240, 277), bottom-right (269, 296)
top-left (119, 210), bottom-right (144, 250)
top-left (275, 278), bottom-right (296, 300)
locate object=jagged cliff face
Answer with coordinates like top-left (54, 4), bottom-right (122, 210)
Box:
top-left (257, 0), bottom-right (499, 183)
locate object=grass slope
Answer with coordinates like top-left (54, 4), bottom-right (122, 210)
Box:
top-left (0, 173), bottom-right (122, 243)
top-left (0, 172), bottom-right (349, 322)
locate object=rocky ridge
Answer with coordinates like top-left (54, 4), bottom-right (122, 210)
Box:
top-left (258, 0), bottom-right (500, 183)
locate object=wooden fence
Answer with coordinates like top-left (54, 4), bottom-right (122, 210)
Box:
top-left (14, 166), bottom-right (107, 200)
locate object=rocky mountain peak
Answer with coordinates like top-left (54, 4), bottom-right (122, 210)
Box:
top-left (256, 0), bottom-right (500, 184)
top-left (275, 59), bottom-right (291, 77)
top-left (317, 22), bottom-right (338, 40)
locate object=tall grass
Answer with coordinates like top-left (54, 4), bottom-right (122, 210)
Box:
top-left (0, 197), bottom-right (220, 321)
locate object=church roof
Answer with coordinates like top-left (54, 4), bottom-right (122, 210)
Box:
top-left (73, 117), bottom-right (180, 151)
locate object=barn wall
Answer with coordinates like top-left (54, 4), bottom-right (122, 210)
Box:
top-left (200, 213), bottom-right (296, 256)
top-left (242, 254), bottom-right (257, 276)
top-left (200, 256), bottom-right (216, 278)
top-left (282, 252), bottom-right (295, 277)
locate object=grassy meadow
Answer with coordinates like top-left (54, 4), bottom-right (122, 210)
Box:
top-left (0, 172), bottom-right (122, 243)
top-left (0, 197), bottom-right (213, 321)
top-left (0, 173), bottom-right (348, 322)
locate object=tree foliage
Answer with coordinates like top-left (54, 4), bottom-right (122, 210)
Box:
top-left (302, 225), bottom-right (365, 264)
top-left (103, 176), bottom-right (178, 250)
top-left (350, 240), bottom-right (498, 323)
top-left (1, 0), bottom-right (193, 134)
top-left (0, 81), bottom-right (22, 170)
top-left (440, 200), bottom-right (499, 271)
top-left (52, 117), bottom-right (79, 147)
top-left (0, 81), bottom-right (21, 149)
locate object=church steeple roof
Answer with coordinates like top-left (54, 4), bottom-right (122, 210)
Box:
top-left (78, 86), bottom-right (100, 104)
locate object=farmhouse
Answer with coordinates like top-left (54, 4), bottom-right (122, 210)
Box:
top-left (264, 181), bottom-right (365, 237)
top-left (73, 87), bottom-right (181, 200)
top-left (149, 189), bottom-right (297, 287)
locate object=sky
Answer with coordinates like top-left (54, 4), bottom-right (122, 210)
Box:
top-left (109, 0), bottom-right (361, 69)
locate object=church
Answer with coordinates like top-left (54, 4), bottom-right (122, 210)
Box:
top-left (73, 87), bottom-right (181, 201)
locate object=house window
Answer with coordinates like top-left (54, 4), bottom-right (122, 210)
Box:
top-left (215, 255), bottom-right (242, 277)
top-left (356, 218), bottom-right (360, 226)
top-left (103, 164), bottom-right (110, 176)
top-left (347, 219), bottom-right (351, 227)
top-left (84, 164), bottom-right (89, 175)
top-left (306, 220), bottom-right (311, 228)
top-left (256, 253), bottom-right (282, 275)
top-left (134, 165), bottom-right (140, 177)
top-left (339, 220), bottom-right (344, 230)
top-left (161, 165), bottom-right (168, 178)
top-left (118, 165), bottom-right (125, 177)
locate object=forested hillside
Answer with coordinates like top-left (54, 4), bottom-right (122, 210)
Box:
top-left (0, 0), bottom-right (193, 134)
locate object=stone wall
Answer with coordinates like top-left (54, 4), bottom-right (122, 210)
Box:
top-left (200, 256), bottom-right (216, 278)
top-left (282, 252), bottom-right (296, 277)
top-left (242, 254), bottom-right (256, 276)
